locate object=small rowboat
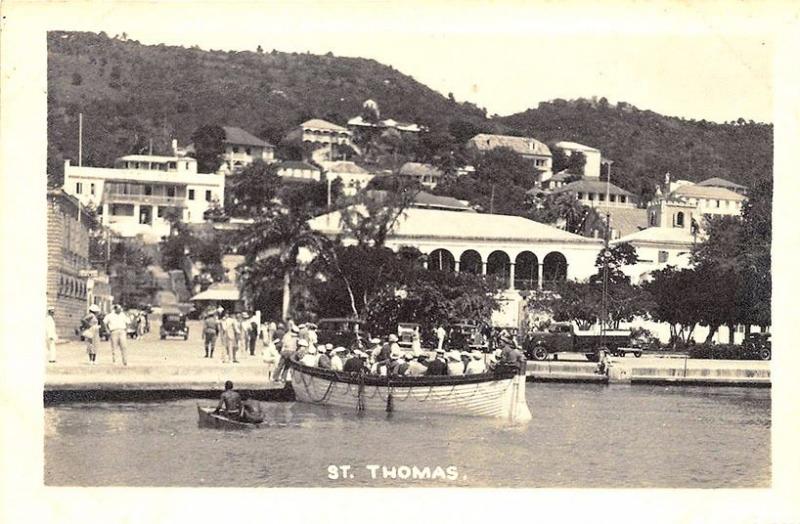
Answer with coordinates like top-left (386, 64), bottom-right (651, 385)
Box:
top-left (197, 405), bottom-right (260, 429)
top-left (287, 357), bottom-right (532, 423)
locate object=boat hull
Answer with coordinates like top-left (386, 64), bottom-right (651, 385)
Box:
top-left (197, 406), bottom-right (259, 429)
top-left (288, 361), bottom-right (532, 422)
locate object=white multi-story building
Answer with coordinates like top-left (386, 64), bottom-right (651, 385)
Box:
top-left (554, 141), bottom-right (602, 179)
top-left (297, 119), bottom-right (353, 147)
top-left (466, 133), bottom-right (553, 182)
top-left (217, 126), bottom-right (275, 175)
top-left (63, 154), bottom-right (225, 240)
top-left (320, 161), bottom-right (375, 196)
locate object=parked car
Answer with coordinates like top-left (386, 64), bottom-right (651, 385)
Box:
top-left (743, 333), bottom-right (771, 360)
top-left (522, 322), bottom-right (631, 361)
top-left (689, 334), bottom-right (771, 361)
top-left (317, 318), bottom-right (372, 349)
top-left (160, 312), bottom-right (189, 340)
top-left (397, 322), bottom-right (420, 347)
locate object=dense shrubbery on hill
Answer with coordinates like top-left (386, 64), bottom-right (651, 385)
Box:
top-left (496, 98), bottom-right (772, 200)
top-left (48, 31), bottom-right (772, 200)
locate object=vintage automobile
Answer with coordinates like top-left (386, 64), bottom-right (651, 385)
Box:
top-left (742, 332), bottom-right (771, 360)
top-left (397, 322), bottom-right (421, 347)
top-left (317, 318), bottom-right (372, 349)
top-left (522, 322), bottom-right (632, 361)
top-left (160, 312), bottom-right (189, 340)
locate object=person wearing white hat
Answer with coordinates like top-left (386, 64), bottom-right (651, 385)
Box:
top-left (411, 331), bottom-right (422, 356)
top-left (45, 306), bottom-right (58, 364)
top-left (466, 351), bottom-right (487, 375)
top-left (343, 349), bottom-right (370, 374)
top-left (273, 324), bottom-right (299, 382)
top-left (330, 347), bottom-right (347, 372)
top-left (300, 342), bottom-right (320, 367)
top-left (81, 306), bottom-right (101, 365)
top-left (446, 351), bottom-right (464, 376)
top-left (317, 345), bottom-right (332, 369)
top-left (425, 349), bottom-right (449, 375)
top-left (406, 354), bottom-right (429, 376)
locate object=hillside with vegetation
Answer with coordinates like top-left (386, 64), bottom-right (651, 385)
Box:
top-left (48, 30), bottom-right (772, 202)
top-left (495, 98), bottom-right (772, 200)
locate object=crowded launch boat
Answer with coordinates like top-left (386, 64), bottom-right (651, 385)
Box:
top-left (286, 354), bottom-right (532, 423)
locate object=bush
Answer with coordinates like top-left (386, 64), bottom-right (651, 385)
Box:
top-left (688, 343), bottom-right (768, 360)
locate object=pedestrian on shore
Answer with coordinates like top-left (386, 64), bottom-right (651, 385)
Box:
top-left (272, 324), bottom-right (299, 382)
top-left (411, 331), bottom-right (422, 356)
top-left (202, 310), bottom-right (219, 358)
top-left (248, 312), bottom-right (260, 356)
top-left (104, 304), bottom-right (129, 366)
top-left (435, 325), bottom-right (446, 351)
top-left (222, 312), bottom-right (240, 363)
top-left (46, 306), bottom-right (58, 364)
top-left (82, 305), bottom-right (102, 365)
top-left (261, 321), bottom-right (279, 378)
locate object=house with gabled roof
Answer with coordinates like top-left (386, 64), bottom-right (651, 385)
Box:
top-left (216, 126), bottom-right (275, 175)
top-left (466, 133), bottom-right (553, 181)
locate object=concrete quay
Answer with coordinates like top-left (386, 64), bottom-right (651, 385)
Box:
top-left (605, 356), bottom-right (770, 386)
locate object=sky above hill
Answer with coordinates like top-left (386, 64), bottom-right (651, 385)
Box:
top-left (32, 1), bottom-right (792, 124)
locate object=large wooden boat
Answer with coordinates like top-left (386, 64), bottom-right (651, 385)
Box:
top-left (286, 357), bottom-right (532, 423)
top-left (197, 405), bottom-right (260, 429)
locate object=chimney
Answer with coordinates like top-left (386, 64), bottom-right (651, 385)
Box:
top-left (171, 139), bottom-right (178, 156)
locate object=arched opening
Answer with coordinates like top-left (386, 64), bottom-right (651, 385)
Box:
top-left (543, 252), bottom-right (568, 285)
top-left (675, 211), bottom-right (685, 228)
top-left (428, 248), bottom-right (455, 272)
top-left (459, 250), bottom-right (482, 274)
top-left (487, 250), bottom-right (511, 288)
top-left (514, 251), bottom-right (539, 290)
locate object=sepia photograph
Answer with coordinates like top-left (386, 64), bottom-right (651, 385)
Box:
top-left (2, 0), bottom-right (800, 521)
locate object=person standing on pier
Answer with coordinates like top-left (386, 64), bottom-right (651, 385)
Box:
top-left (272, 325), bottom-right (299, 382)
top-left (45, 306), bottom-right (58, 364)
top-left (82, 305), bottom-right (101, 365)
top-left (435, 325), bottom-right (446, 351)
top-left (104, 304), bottom-right (129, 366)
top-left (202, 311), bottom-right (219, 359)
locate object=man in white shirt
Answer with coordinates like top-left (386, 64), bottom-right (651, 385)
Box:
top-left (435, 325), bottom-right (446, 351)
top-left (45, 307), bottom-right (58, 363)
top-left (466, 351), bottom-right (487, 374)
top-left (104, 304), bottom-right (129, 366)
top-left (330, 347), bottom-right (346, 371)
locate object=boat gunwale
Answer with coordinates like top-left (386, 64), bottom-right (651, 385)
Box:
top-left (287, 357), bottom-right (518, 387)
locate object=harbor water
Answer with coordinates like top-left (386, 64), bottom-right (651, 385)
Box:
top-left (44, 383), bottom-right (770, 487)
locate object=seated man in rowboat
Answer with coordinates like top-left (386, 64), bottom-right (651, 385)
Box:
top-left (215, 380), bottom-right (243, 419)
top-left (344, 349), bottom-right (370, 374)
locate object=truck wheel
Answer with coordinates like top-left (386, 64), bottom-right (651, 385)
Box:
top-left (760, 348), bottom-right (771, 360)
top-left (531, 346), bottom-right (548, 361)
top-left (160, 334), bottom-right (166, 340)
top-left (634, 351), bottom-right (642, 358)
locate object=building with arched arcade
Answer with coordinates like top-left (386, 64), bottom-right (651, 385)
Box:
top-left (308, 205), bottom-right (603, 325)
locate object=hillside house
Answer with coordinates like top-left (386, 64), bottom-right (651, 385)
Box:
top-left (466, 133), bottom-right (553, 182)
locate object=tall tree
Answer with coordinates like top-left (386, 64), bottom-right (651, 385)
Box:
top-left (189, 125), bottom-right (226, 173)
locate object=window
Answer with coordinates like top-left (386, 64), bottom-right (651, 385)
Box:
top-left (110, 204), bottom-right (134, 216)
top-left (168, 161), bottom-right (177, 170)
top-left (587, 193), bottom-right (594, 201)
top-left (205, 190), bottom-right (212, 202)
top-left (649, 212), bottom-right (657, 226)
top-left (90, 183), bottom-right (95, 196)
top-left (716, 200), bottom-right (721, 208)
top-left (245, 147), bottom-right (252, 155)
top-left (658, 251), bottom-right (669, 263)
top-left (609, 194), bottom-right (616, 202)
top-left (675, 211), bottom-right (685, 227)
top-left (76, 182), bottom-right (83, 194)
top-left (577, 192), bottom-right (583, 199)
top-left (598, 193), bottom-right (606, 202)
top-left (167, 186), bottom-right (176, 198)
top-left (620, 196), bottom-right (627, 204)
top-left (233, 146), bottom-right (240, 154)
top-left (188, 189), bottom-right (195, 200)
top-left (144, 185), bottom-right (152, 196)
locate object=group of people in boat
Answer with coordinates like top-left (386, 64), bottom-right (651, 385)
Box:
top-left (273, 330), bottom-right (527, 380)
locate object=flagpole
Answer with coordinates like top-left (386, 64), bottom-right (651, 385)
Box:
top-left (78, 113), bottom-right (83, 167)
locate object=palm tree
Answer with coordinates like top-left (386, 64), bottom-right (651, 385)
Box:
top-left (236, 205), bottom-right (325, 321)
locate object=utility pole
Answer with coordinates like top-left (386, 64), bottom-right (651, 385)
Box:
top-left (490, 183), bottom-right (496, 214)
top-left (600, 213), bottom-right (611, 348)
top-left (605, 160), bottom-right (613, 205)
top-left (78, 113), bottom-right (83, 166)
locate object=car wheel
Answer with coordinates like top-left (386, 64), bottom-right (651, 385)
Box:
top-left (634, 351), bottom-right (642, 358)
top-left (760, 348), bottom-right (771, 361)
top-left (531, 346), bottom-right (548, 361)
top-left (160, 335), bottom-right (166, 340)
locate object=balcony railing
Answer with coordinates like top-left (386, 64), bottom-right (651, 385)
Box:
top-left (104, 192), bottom-right (186, 207)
